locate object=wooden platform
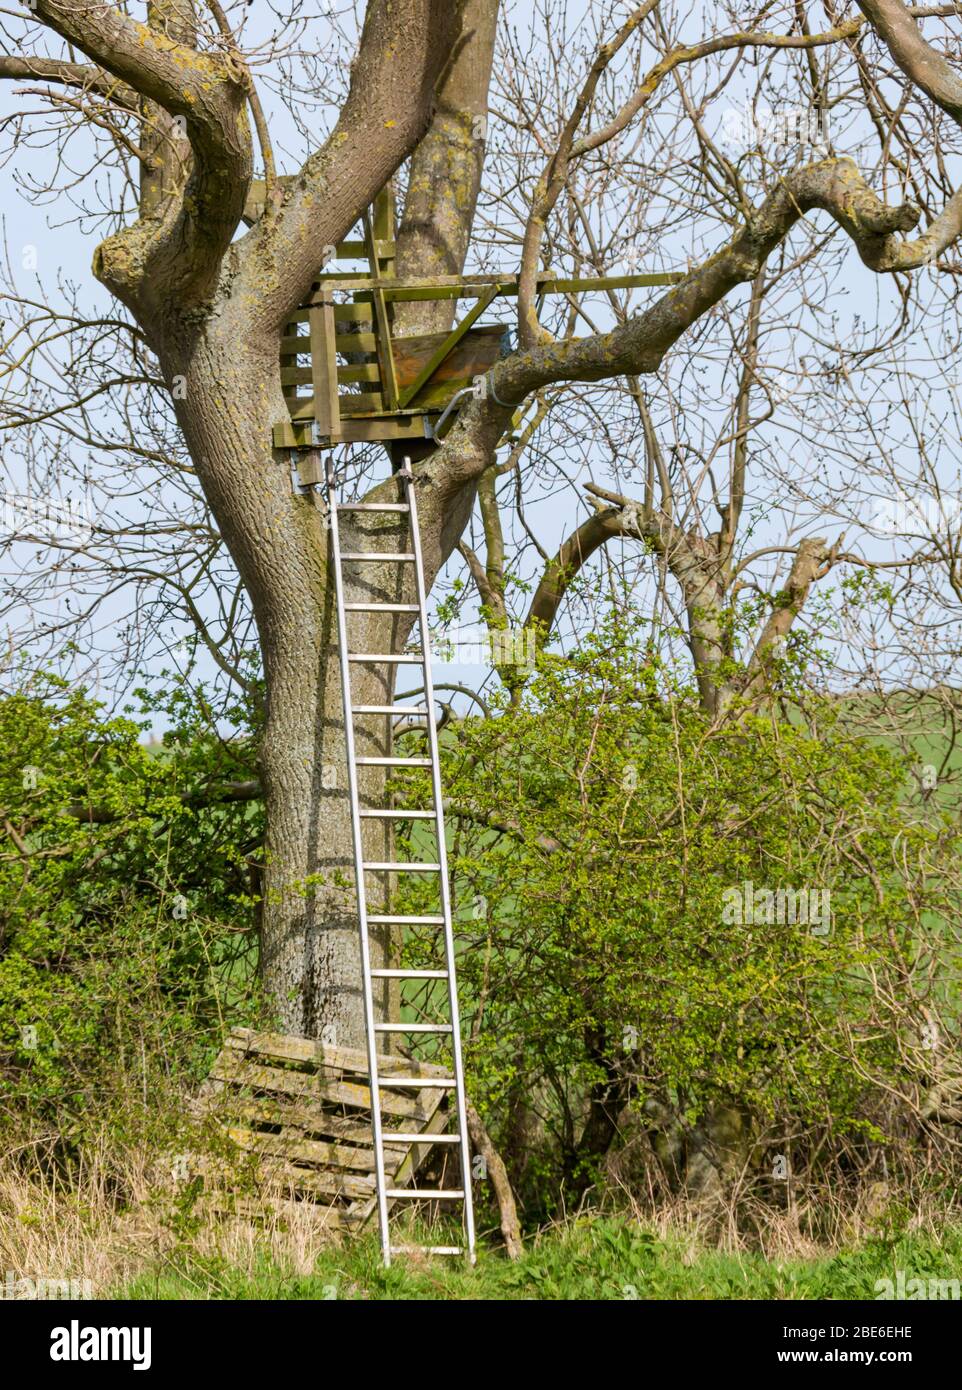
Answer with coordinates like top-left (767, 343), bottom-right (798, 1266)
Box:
top-left (270, 185), bottom-right (682, 450)
top-left (197, 1027), bottom-right (455, 1230)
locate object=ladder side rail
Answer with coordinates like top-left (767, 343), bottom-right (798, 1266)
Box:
top-left (401, 459), bottom-right (477, 1265)
top-left (325, 459), bottom-right (393, 1266)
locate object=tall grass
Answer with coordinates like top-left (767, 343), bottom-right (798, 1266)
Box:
top-left (3, 1133), bottom-right (961, 1301)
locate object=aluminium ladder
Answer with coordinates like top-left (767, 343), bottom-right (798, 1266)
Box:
top-left (325, 456), bottom-right (476, 1267)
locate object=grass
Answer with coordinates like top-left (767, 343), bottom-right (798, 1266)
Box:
top-left (6, 1109), bottom-right (962, 1303)
top-left (113, 1218), bottom-right (962, 1301)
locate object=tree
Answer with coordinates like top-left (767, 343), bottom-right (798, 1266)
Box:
top-left (4, 0), bottom-right (962, 1047)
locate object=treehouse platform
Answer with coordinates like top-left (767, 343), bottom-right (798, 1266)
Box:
top-left (266, 186), bottom-right (683, 452)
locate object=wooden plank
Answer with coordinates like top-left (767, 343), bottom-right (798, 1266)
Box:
top-left (225, 1126), bottom-right (380, 1174)
top-left (279, 366), bottom-right (314, 385)
top-left (337, 363), bottom-right (382, 384)
top-left (308, 269), bottom-right (683, 301)
top-left (394, 323), bottom-right (506, 403)
top-left (272, 419), bottom-right (307, 448)
top-left (209, 1055), bottom-right (431, 1119)
top-left (397, 285), bottom-right (503, 408)
top-left (308, 290), bottom-right (341, 444)
top-left (339, 414), bottom-right (434, 440)
top-left (295, 454), bottom-right (325, 487)
top-left (280, 333), bottom-right (378, 354)
top-left (205, 1192), bottom-right (346, 1229)
top-left (273, 412), bottom-right (437, 449)
top-left (372, 288), bottom-right (399, 409)
top-left (373, 187), bottom-right (395, 253)
top-left (213, 1102), bottom-right (443, 1172)
top-left (245, 1160), bottom-right (376, 1202)
top-left (279, 364), bottom-right (382, 388)
top-left (222, 1097), bottom-right (380, 1147)
top-left (386, 1103), bottom-right (453, 1189)
top-left (225, 1026), bottom-right (451, 1078)
top-left (331, 300), bottom-right (374, 322)
top-left (335, 333), bottom-right (378, 354)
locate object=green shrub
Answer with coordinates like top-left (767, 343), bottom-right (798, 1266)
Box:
top-left (0, 676), bottom-right (261, 1138)
top-left (394, 623), bottom-right (962, 1204)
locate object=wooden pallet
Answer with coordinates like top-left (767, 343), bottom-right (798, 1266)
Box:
top-left (197, 1027), bottom-right (454, 1230)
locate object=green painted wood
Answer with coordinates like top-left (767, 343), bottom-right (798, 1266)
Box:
top-left (397, 282), bottom-right (503, 408)
top-left (307, 269), bottom-right (683, 302)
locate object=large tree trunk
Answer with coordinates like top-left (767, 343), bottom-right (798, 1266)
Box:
top-left (158, 301), bottom-right (480, 1042)
top-left (56, 0), bottom-right (494, 1042)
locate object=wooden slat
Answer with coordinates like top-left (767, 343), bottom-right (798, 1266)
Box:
top-left (332, 300), bottom-right (374, 321)
top-left (245, 1160), bottom-right (376, 1202)
top-left (225, 1126), bottom-right (380, 1173)
top-left (308, 269), bottom-right (684, 301)
top-left (397, 284), bottom-right (503, 408)
top-left (372, 286), bottom-right (398, 407)
top-left (337, 363), bottom-right (382, 384)
top-left (279, 366), bottom-right (315, 385)
top-left (335, 333), bottom-right (378, 354)
top-left (281, 362), bottom-right (384, 386)
top-left (280, 332), bottom-right (378, 355)
top-left (224, 1027), bottom-right (451, 1078)
top-left (309, 290), bottom-right (341, 443)
top-left (278, 397), bottom-right (437, 436)
top-left (205, 1192), bottom-right (346, 1228)
top-left (372, 187), bottom-right (396, 279)
top-left (223, 1097), bottom-right (379, 1146)
top-left (209, 1055), bottom-right (430, 1119)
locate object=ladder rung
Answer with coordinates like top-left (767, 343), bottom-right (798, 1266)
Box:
top-left (370, 967), bottom-right (448, 978)
top-left (374, 1022), bottom-right (453, 1033)
top-left (389, 1246), bottom-right (464, 1256)
top-left (344, 603), bottom-right (419, 612)
top-left (381, 1078), bottom-right (456, 1088)
top-left (348, 653), bottom-right (422, 663)
top-left (352, 705), bottom-right (427, 715)
top-left (386, 1134), bottom-right (462, 1144)
top-left (360, 809), bottom-right (438, 819)
top-left (340, 552), bottom-right (415, 561)
top-left (337, 503), bottom-right (409, 512)
top-left (356, 756), bottom-right (430, 766)
top-left (383, 1188), bottom-right (465, 1198)
top-left (364, 861), bottom-right (440, 872)
top-left (367, 915), bottom-right (444, 925)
